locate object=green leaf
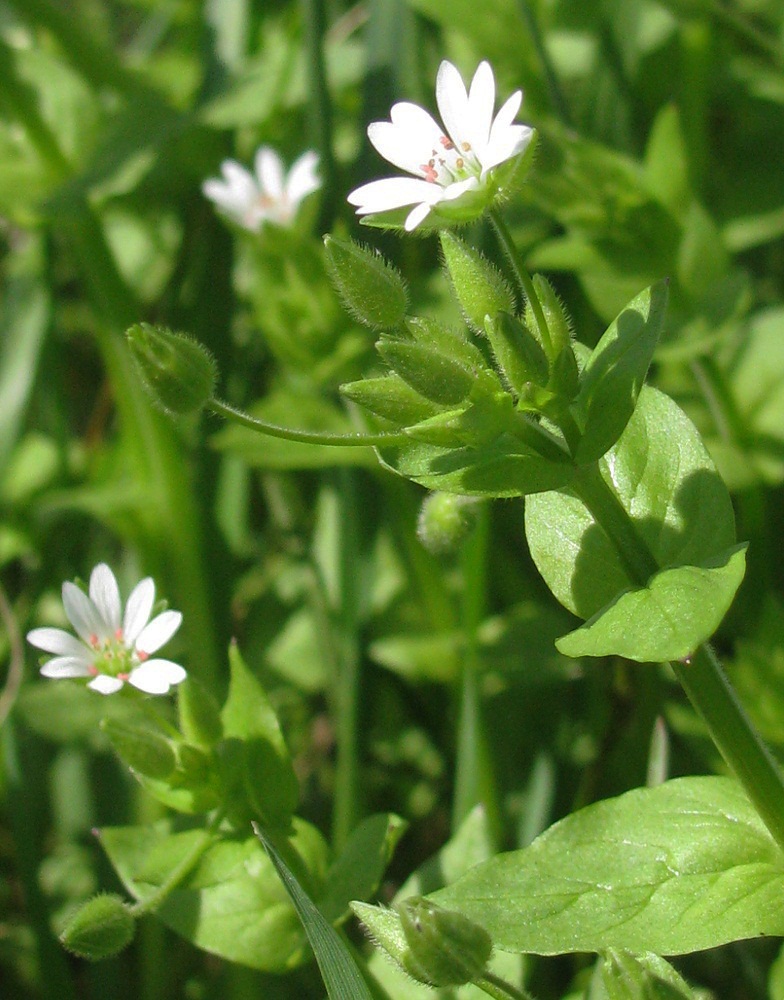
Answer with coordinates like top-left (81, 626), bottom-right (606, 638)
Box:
top-left (253, 823), bottom-right (376, 1000)
top-left (378, 434), bottom-right (574, 498)
top-left (526, 387), bottom-right (737, 620)
top-left (574, 281), bottom-right (669, 463)
top-left (601, 951), bottom-right (697, 1000)
top-left (431, 776), bottom-right (784, 955)
top-left (220, 643), bottom-right (299, 828)
top-left (100, 818), bottom-right (329, 972)
top-left (555, 544), bottom-right (747, 662)
top-left (324, 236), bottom-right (408, 331)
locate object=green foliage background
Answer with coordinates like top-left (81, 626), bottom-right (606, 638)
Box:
top-left (2, 0), bottom-right (784, 997)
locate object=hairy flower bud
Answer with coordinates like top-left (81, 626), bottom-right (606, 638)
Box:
top-left (417, 493), bottom-right (482, 554)
top-left (127, 323), bottom-right (217, 416)
top-left (397, 897), bottom-right (492, 987)
top-left (485, 312), bottom-right (550, 394)
top-left (60, 893), bottom-right (135, 961)
top-left (440, 231), bottom-right (515, 332)
top-left (324, 235), bottom-right (408, 330)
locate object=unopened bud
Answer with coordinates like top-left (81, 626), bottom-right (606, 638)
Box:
top-left (60, 893), bottom-right (135, 960)
top-left (440, 231), bottom-right (515, 332)
top-left (340, 374), bottom-right (444, 426)
top-left (377, 338), bottom-right (475, 406)
top-left (397, 897), bottom-right (492, 987)
top-left (324, 235), bottom-right (408, 330)
top-left (485, 312), bottom-right (549, 393)
top-left (417, 493), bottom-right (482, 555)
top-left (524, 276), bottom-right (573, 358)
top-left (127, 323), bottom-right (217, 416)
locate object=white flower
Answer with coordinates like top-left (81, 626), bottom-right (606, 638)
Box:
top-left (27, 564), bottom-right (186, 696)
top-left (202, 147), bottom-right (320, 231)
top-left (348, 61), bottom-right (535, 232)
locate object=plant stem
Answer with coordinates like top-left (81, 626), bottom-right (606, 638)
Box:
top-left (330, 470), bottom-right (364, 850)
top-left (475, 971), bottom-right (536, 1000)
top-left (453, 506), bottom-right (501, 838)
top-left (207, 397), bottom-right (409, 447)
top-left (489, 210), bottom-right (553, 358)
top-left (572, 463), bottom-right (784, 852)
top-left (127, 814), bottom-right (223, 917)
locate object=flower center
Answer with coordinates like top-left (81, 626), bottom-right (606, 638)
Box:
top-left (420, 137), bottom-right (481, 186)
top-left (88, 630), bottom-right (140, 679)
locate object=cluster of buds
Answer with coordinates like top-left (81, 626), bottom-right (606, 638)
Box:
top-left (328, 232), bottom-right (580, 472)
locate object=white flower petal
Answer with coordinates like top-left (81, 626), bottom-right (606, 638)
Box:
top-left (88, 674), bottom-right (125, 695)
top-left (440, 176), bottom-right (481, 202)
top-left (27, 627), bottom-right (87, 657)
top-left (436, 60), bottom-right (470, 149)
top-left (123, 577), bottom-right (155, 644)
top-left (348, 176), bottom-right (441, 214)
top-left (40, 657), bottom-right (92, 679)
top-left (466, 61), bottom-right (495, 154)
top-left (89, 564), bottom-right (121, 631)
top-left (255, 147), bottom-right (285, 199)
top-left (135, 610), bottom-right (182, 655)
top-left (488, 90), bottom-right (522, 140)
top-left (481, 124), bottom-right (533, 174)
top-left (285, 151), bottom-right (321, 204)
top-left (202, 179), bottom-right (247, 215)
top-left (369, 102), bottom-right (445, 178)
top-left (128, 659), bottom-right (187, 695)
top-left (62, 581), bottom-right (107, 642)
top-left (221, 160), bottom-right (258, 202)
top-left (404, 201), bottom-right (435, 231)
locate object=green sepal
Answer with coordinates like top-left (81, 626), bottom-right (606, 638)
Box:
top-left (60, 893), bottom-right (135, 961)
top-left (340, 374), bottom-right (445, 426)
top-left (572, 280), bottom-right (669, 463)
top-left (524, 275), bottom-right (573, 357)
top-left (548, 339), bottom-right (580, 401)
top-left (377, 338), bottom-right (475, 406)
top-left (439, 231), bottom-right (515, 332)
top-left (126, 323), bottom-right (217, 416)
top-left (485, 312), bottom-right (549, 393)
top-left (397, 897), bottom-right (492, 988)
top-left (324, 235), bottom-right (408, 331)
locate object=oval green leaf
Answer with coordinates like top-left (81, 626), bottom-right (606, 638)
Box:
top-left (526, 386), bottom-right (737, 621)
top-left (431, 776), bottom-right (784, 956)
top-left (556, 544), bottom-right (747, 662)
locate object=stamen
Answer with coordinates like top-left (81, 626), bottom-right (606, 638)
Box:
top-left (137, 649), bottom-right (149, 662)
top-left (440, 136), bottom-right (454, 150)
top-left (115, 628), bottom-right (124, 640)
top-left (89, 633), bottom-right (99, 648)
top-left (456, 158), bottom-right (464, 169)
top-left (462, 142), bottom-right (472, 152)
top-left (421, 163), bottom-right (439, 183)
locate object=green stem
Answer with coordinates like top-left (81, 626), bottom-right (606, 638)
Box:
top-left (489, 210), bottom-right (553, 358)
top-left (300, 0), bottom-right (338, 229)
top-left (572, 464), bottom-right (784, 851)
top-left (452, 507), bottom-right (501, 839)
top-left (128, 814), bottom-right (223, 917)
top-left (672, 647), bottom-right (784, 849)
top-left (330, 470), bottom-right (363, 849)
top-left (207, 397), bottom-right (409, 447)
top-left (475, 971), bottom-right (536, 1000)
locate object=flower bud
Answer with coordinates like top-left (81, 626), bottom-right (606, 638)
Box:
top-left (100, 716), bottom-right (177, 780)
top-left (439, 231), bottom-right (515, 332)
top-left (324, 235), bottom-right (408, 330)
top-left (377, 339), bottom-right (474, 406)
top-left (485, 312), bottom-right (549, 394)
top-left (340, 374), bottom-right (445, 426)
top-left (396, 897), bottom-right (492, 987)
top-left (126, 323), bottom-right (217, 416)
top-left (417, 493), bottom-right (482, 555)
top-left (60, 893), bottom-right (135, 961)
top-left (524, 275), bottom-right (573, 358)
